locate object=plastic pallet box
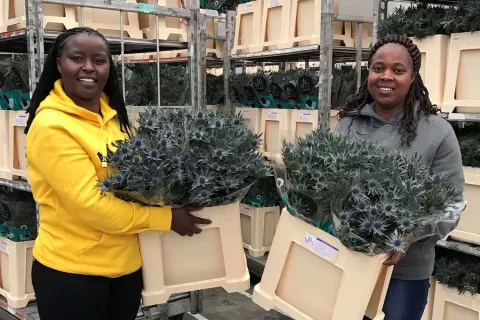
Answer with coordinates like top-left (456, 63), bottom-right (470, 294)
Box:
top-left (410, 35), bottom-right (449, 107)
top-left (138, 0), bottom-right (188, 41)
top-left (443, 32), bottom-right (480, 113)
top-left (432, 281), bottom-right (480, 320)
top-left (0, 111), bottom-right (11, 180)
top-left (449, 166), bottom-right (480, 245)
top-left (76, 0), bottom-right (143, 38)
top-left (352, 22), bottom-right (373, 48)
top-left (260, 109), bottom-right (292, 161)
top-left (0, 0), bottom-right (78, 32)
top-left (240, 204), bottom-right (281, 258)
top-left (252, 209), bottom-right (392, 320)
top-left (232, 1), bottom-right (263, 54)
top-left (139, 202), bottom-right (250, 306)
top-left (0, 237), bottom-right (35, 309)
top-left (236, 107), bottom-right (262, 135)
top-left (421, 277), bottom-right (436, 320)
top-left (8, 111), bottom-right (28, 180)
top-left (288, 0), bottom-right (353, 47)
top-left (289, 110), bottom-right (318, 141)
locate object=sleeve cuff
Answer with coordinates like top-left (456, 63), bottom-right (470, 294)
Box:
top-left (149, 207), bottom-right (173, 232)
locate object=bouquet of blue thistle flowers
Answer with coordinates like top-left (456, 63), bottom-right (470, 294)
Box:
top-left (99, 108), bottom-right (269, 207)
top-left (275, 129), bottom-right (464, 255)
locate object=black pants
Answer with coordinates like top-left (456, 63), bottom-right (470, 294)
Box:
top-left (32, 260), bottom-right (143, 320)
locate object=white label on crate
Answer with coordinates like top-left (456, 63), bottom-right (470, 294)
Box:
top-left (0, 241), bottom-right (7, 253)
top-left (240, 206), bottom-right (251, 216)
top-left (270, 0), bottom-right (281, 6)
top-left (268, 112), bottom-right (278, 120)
top-left (299, 113), bottom-right (311, 121)
top-left (304, 232), bottom-right (339, 261)
top-left (205, 9), bottom-right (219, 17)
top-left (7, 307), bottom-right (14, 314)
top-left (243, 4), bottom-right (253, 13)
top-left (16, 115), bottom-right (26, 126)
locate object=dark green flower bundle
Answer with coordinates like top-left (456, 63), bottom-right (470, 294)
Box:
top-left (277, 130), bottom-right (462, 255)
top-left (435, 255), bottom-right (480, 296)
top-left (241, 175), bottom-right (282, 208)
top-left (99, 108), bottom-right (269, 207)
top-left (450, 121), bottom-right (480, 168)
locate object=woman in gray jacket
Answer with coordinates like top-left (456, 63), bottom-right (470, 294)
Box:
top-left (335, 34), bottom-right (464, 320)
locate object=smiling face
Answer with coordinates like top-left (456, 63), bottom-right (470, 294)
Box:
top-left (367, 43), bottom-right (415, 113)
top-left (57, 33), bottom-right (110, 111)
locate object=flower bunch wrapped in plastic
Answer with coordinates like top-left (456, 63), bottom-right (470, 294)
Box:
top-left (99, 108), bottom-right (270, 207)
top-left (276, 129), bottom-right (464, 255)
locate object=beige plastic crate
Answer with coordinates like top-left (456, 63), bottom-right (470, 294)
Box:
top-left (422, 277), bottom-right (437, 320)
top-left (449, 166), bottom-right (480, 245)
top-left (252, 209), bottom-right (391, 320)
top-left (252, 0), bottom-right (294, 52)
top-left (139, 0), bottom-right (188, 41)
top-left (0, 0), bottom-right (78, 32)
top-left (232, 1), bottom-right (263, 54)
top-left (289, 110), bottom-right (318, 141)
top-left (443, 32), bottom-right (480, 113)
top-left (432, 281), bottom-right (480, 320)
top-left (288, 0), bottom-right (353, 47)
top-left (127, 109), bottom-right (140, 131)
top-left (410, 35), bottom-right (449, 106)
top-left (260, 109), bottom-right (292, 160)
top-left (330, 110), bottom-right (339, 131)
top-left (240, 204), bottom-right (281, 258)
top-left (76, 0), bottom-right (143, 38)
top-left (8, 111), bottom-right (27, 180)
top-left (0, 237), bottom-right (35, 309)
top-left (139, 202), bottom-right (250, 306)
top-left (236, 107), bottom-right (262, 135)
top-left (0, 111), bottom-right (11, 180)
top-left (352, 22), bottom-right (373, 48)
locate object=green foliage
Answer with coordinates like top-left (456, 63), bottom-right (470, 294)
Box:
top-left (331, 67), bottom-right (368, 109)
top-left (278, 130), bottom-right (462, 254)
top-left (435, 255), bottom-right (480, 296)
top-left (0, 187), bottom-right (37, 241)
top-left (100, 108), bottom-right (269, 207)
top-left (206, 73), bottom-right (224, 105)
top-left (451, 122), bottom-right (480, 168)
top-left (201, 0), bottom-right (253, 12)
top-left (241, 175), bottom-right (282, 207)
top-left (379, 1), bottom-right (480, 38)
top-left (118, 63), bottom-right (189, 107)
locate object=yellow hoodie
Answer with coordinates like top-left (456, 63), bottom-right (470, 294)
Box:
top-left (26, 80), bottom-right (172, 278)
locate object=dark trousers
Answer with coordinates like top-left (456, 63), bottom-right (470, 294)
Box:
top-left (32, 260), bottom-right (143, 320)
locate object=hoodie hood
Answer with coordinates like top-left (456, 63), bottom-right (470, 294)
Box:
top-left (37, 79), bottom-right (118, 125)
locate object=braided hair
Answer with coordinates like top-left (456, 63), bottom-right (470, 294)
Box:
top-left (24, 27), bottom-right (131, 136)
top-left (339, 34), bottom-right (439, 146)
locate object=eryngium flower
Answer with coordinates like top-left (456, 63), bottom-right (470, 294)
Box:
top-left (277, 129), bottom-right (462, 255)
top-left (99, 108), bottom-right (269, 207)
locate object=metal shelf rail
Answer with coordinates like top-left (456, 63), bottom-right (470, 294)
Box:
top-left (0, 0), bottom-right (229, 318)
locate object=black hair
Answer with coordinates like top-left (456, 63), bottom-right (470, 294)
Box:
top-left (24, 27), bottom-right (131, 136)
top-left (339, 34), bottom-right (439, 146)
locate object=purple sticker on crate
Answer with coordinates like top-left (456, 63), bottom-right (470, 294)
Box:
top-left (304, 232), bottom-right (339, 261)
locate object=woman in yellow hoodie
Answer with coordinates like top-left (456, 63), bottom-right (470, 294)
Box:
top-left (24, 27), bottom-right (210, 320)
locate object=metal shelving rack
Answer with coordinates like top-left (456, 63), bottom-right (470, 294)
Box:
top-left (0, 0), bottom-right (231, 319)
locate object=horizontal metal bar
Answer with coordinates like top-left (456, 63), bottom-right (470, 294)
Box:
top-left (207, 35), bottom-right (225, 41)
top-left (127, 106), bottom-right (193, 111)
top-left (334, 14), bottom-right (374, 24)
top-left (445, 112), bottom-right (480, 122)
top-left (41, 0), bottom-right (191, 18)
top-left (437, 239), bottom-right (480, 258)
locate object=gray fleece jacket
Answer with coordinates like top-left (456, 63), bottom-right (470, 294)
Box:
top-left (334, 102), bottom-right (465, 281)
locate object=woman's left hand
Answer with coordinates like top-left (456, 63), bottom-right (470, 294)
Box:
top-left (383, 251), bottom-right (407, 266)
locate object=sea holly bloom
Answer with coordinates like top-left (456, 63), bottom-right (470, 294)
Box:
top-left (99, 108), bottom-right (268, 207)
top-left (276, 129), bottom-right (461, 255)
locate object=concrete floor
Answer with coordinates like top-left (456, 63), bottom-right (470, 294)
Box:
top-left (185, 275), bottom-right (293, 320)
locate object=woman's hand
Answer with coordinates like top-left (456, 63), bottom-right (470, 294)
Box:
top-left (383, 250), bottom-right (407, 266)
top-left (170, 206), bottom-right (212, 237)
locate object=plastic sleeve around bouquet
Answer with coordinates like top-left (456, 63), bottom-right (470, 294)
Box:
top-left (111, 181), bottom-right (255, 209)
top-left (272, 160), bottom-right (466, 256)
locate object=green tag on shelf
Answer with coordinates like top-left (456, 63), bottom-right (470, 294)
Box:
top-left (138, 3), bottom-right (155, 13)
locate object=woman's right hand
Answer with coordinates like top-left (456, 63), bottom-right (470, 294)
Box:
top-left (170, 206), bottom-right (212, 237)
